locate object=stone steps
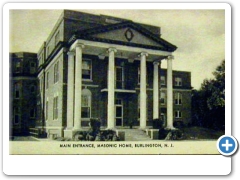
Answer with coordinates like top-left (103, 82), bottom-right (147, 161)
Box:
top-left (123, 129), bottom-right (152, 141)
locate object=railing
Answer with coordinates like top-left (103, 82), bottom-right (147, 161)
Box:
top-left (29, 128), bottom-right (47, 138)
top-left (100, 80), bottom-right (136, 90)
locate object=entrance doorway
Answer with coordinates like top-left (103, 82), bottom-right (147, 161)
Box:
top-left (115, 99), bottom-right (123, 126)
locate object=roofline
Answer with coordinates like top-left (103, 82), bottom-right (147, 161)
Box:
top-left (160, 68), bottom-right (191, 74)
top-left (10, 52), bottom-right (37, 55)
top-left (71, 21), bottom-right (177, 52)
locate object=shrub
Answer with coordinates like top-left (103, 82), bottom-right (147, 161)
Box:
top-left (153, 119), bottom-right (164, 129)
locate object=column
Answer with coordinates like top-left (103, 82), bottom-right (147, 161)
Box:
top-left (153, 61), bottom-right (159, 120)
top-left (107, 48), bottom-right (117, 129)
top-left (166, 55), bottom-right (174, 129)
top-left (66, 51), bottom-right (75, 129)
top-left (140, 52), bottom-right (148, 129)
top-left (74, 44), bottom-right (84, 130)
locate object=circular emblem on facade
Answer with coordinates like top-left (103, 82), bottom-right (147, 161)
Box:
top-left (124, 28), bottom-right (134, 42)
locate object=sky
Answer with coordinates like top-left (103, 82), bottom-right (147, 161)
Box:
top-left (9, 9), bottom-right (225, 89)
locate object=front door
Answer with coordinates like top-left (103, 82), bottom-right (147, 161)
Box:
top-left (115, 99), bottom-right (123, 126)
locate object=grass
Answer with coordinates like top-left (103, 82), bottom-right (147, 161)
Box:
top-left (180, 126), bottom-right (225, 140)
top-left (10, 136), bottom-right (38, 141)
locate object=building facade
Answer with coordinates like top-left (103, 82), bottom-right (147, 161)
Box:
top-left (10, 52), bottom-right (38, 136)
top-left (36, 10), bottom-right (192, 138)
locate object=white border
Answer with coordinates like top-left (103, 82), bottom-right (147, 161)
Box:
top-left (2, 2), bottom-right (232, 176)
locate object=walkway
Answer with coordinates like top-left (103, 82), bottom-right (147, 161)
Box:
top-left (122, 128), bottom-right (153, 141)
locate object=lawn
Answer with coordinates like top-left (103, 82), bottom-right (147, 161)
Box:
top-left (180, 126), bottom-right (225, 140)
top-left (10, 136), bottom-right (38, 141)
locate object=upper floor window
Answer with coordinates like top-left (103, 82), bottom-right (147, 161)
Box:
top-left (14, 83), bottom-right (20, 99)
top-left (30, 62), bottom-right (36, 74)
top-left (53, 96), bottom-right (58, 120)
top-left (54, 62), bottom-right (59, 83)
top-left (160, 76), bottom-right (166, 85)
top-left (174, 77), bottom-right (182, 86)
top-left (82, 59), bottom-right (92, 80)
top-left (160, 92), bottom-right (166, 105)
top-left (81, 89), bottom-right (91, 118)
top-left (13, 107), bottom-right (20, 124)
top-left (116, 66), bottom-right (124, 89)
top-left (15, 61), bottom-right (21, 73)
top-left (175, 110), bottom-right (182, 118)
top-left (175, 92), bottom-right (182, 105)
top-left (55, 31), bottom-right (60, 46)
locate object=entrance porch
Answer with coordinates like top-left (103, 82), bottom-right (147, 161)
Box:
top-left (64, 37), bottom-right (175, 138)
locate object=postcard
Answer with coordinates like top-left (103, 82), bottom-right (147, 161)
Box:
top-left (3, 2), bottom-right (233, 175)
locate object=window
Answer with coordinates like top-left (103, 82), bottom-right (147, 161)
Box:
top-left (160, 76), bottom-right (166, 85)
top-left (81, 89), bottom-right (91, 118)
top-left (116, 66), bottom-right (124, 89)
top-left (46, 72), bottom-right (49, 89)
top-left (53, 96), bottom-right (58, 120)
top-left (174, 77), bottom-right (182, 86)
top-left (175, 110), bottom-right (182, 118)
top-left (30, 108), bottom-right (36, 118)
top-left (115, 99), bottom-right (122, 105)
top-left (175, 93), bottom-right (182, 105)
top-left (14, 83), bottom-right (20, 99)
top-left (54, 62), bottom-right (59, 83)
top-left (46, 100), bottom-right (48, 120)
top-left (55, 31), bottom-right (60, 46)
top-left (160, 92), bottom-right (166, 105)
top-left (82, 59), bottom-right (92, 80)
top-left (30, 85), bottom-right (35, 93)
top-left (13, 107), bottom-right (20, 124)
top-left (30, 62), bottom-right (36, 74)
top-left (15, 61), bottom-right (21, 73)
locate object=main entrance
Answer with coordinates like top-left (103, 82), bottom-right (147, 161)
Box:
top-left (115, 99), bottom-right (123, 126)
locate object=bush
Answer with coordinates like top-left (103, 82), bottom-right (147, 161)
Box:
top-left (90, 118), bottom-right (101, 132)
top-left (153, 119), bottom-right (164, 129)
top-left (173, 121), bottom-right (184, 128)
top-left (165, 129), bottom-right (185, 140)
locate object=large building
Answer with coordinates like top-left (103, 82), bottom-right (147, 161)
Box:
top-left (35, 10), bottom-right (192, 138)
top-left (10, 52), bottom-right (38, 136)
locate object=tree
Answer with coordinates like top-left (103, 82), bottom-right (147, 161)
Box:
top-left (192, 60), bottom-right (225, 130)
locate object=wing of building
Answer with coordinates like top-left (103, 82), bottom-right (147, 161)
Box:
top-left (10, 52), bottom-right (38, 136)
top-left (11, 10), bottom-right (192, 139)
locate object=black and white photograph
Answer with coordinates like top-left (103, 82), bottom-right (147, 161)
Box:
top-left (2, 1), bottom-right (235, 176)
top-left (8, 7), bottom-right (227, 155)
